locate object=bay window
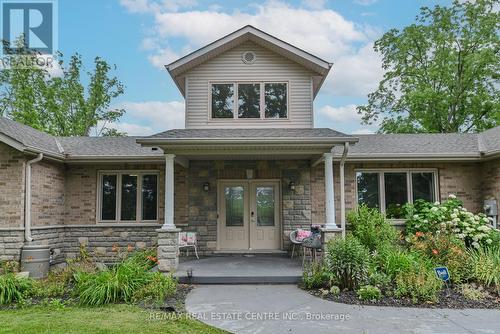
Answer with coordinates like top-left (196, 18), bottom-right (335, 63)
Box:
top-left (98, 171), bottom-right (158, 222)
top-left (356, 170), bottom-right (438, 219)
top-left (211, 82), bottom-right (288, 119)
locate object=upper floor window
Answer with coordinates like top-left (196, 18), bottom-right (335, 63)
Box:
top-left (211, 82), bottom-right (288, 120)
top-left (98, 171), bottom-right (159, 222)
top-left (356, 169), bottom-right (437, 219)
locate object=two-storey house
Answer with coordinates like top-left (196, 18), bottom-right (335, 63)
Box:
top-left (0, 26), bottom-right (498, 276)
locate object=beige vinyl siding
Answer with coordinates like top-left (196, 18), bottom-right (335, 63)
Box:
top-left (185, 41), bottom-right (315, 129)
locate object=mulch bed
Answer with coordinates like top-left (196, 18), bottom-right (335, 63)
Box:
top-left (304, 286), bottom-right (500, 309)
top-left (137, 284), bottom-right (193, 313)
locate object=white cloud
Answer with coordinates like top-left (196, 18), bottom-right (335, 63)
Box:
top-left (318, 104), bottom-right (361, 123)
top-left (122, 0), bottom-right (383, 98)
top-left (352, 128), bottom-right (375, 134)
top-left (108, 122), bottom-right (155, 136)
top-left (301, 0), bottom-right (326, 10)
top-left (121, 100), bottom-right (185, 130)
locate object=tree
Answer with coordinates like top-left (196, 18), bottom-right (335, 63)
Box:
top-left (0, 39), bottom-right (125, 136)
top-left (358, 0), bottom-right (499, 133)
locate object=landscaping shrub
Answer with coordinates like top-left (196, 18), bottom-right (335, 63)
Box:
top-left (347, 205), bottom-right (399, 252)
top-left (29, 276), bottom-right (67, 299)
top-left (407, 232), bottom-right (470, 283)
top-left (467, 245), bottom-right (500, 294)
top-left (367, 271), bottom-right (391, 291)
top-left (460, 283), bottom-right (488, 301)
top-left (0, 274), bottom-right (32, 305)
top-left (302, 262), bottom-right (333, 290)
top-left (395, 267), bottom-right (442, 303)
top-left (329, 285), bottom-right (340, 296)
top-left (373, 246), bottom-right (429, 280)
top-left (357, 285), bottom-right (381, 301)
top-left (325, 236), bottom-right (370, 290)
top-left (404, 195), bottom-right (496, 248)
top-left (132, 272), bottom-right (177, 305)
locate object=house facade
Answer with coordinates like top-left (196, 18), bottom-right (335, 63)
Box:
top-left (0, 26), bottom-right (499, 269)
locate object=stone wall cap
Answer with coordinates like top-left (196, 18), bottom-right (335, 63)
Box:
top-left (156, 228), bottom-right (182, 233)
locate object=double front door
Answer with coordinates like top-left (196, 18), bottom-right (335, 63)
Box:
top-left (218, 180), bottom-right (281, 251)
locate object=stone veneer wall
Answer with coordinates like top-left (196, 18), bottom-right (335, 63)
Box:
top-left (184, 160), bottom-right (312, 254)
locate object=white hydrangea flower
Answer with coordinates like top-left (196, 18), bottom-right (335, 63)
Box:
top-left (472, 242), bottom-right (480, 249)
top-left (434, 201), bottom-right (440, 206)
top-left (457, 234), bottom-right (465, 239)
top-left (431, 207), bottom-right (439, 212)
top-left (448, 194), bottom-right (457, 199)
top-left (486, 239), bottom-right (493, 244)
top-left (413, 214), bottom-right (419, 219)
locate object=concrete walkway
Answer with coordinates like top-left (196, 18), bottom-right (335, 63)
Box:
top-left (186, 284), bottom-right (500, 334)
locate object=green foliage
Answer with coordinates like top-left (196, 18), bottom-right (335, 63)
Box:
top-left (460, 283), bottom-right (488, 301)
top-left (467, 246), bottom-right (500, 294)
top-left (329, 285), bottom-right (340, 296)
top-left (0, 40), bottom-right (125, 136)
top-left (0, 260), bottom-right (19, 275)
top-left (407, 232), bottom-right (470, 283)
top-left (325, 236), bottom-right (370, 290)
top-left (0, 274), bottom-right (32, 305)
top-left (405, 196), bottom-right (496, 248)
top-left (374, 246), bottom-right (429, 280)
top-left (74, 249), bottom-right (176, 306)
top-left (358, 0), bottom-right (499, 133)
top-left (368, 271), bottom-right (391, 291)
top-left (302, 262), bottom-right (332, 290)
top-left (357, 285), bottom-right (382, 301)
top-left (132, 272), bottom-right (177, 305)
top-left (395, 267), bottom-right (443, 303)
top-left (347, 205), bottom-right (399, 252)
top-left (29, 277), bottom-right (67, 299)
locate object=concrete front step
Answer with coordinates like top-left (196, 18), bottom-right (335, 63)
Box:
top-left (174, 254), bottom-right (303, 285)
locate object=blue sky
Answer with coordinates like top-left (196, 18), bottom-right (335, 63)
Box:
top-left (57, 0), bottom-right (451, 135)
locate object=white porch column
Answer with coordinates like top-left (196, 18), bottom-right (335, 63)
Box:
top-left (162, 154), bottom-right (176, 230)
top-left (324, 152), bottom-right (338, 229)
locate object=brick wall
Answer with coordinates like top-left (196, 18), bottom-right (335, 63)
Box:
top-left (31, 161), bottom-right (65, 226)
top-left (0, 143), bottom-right (25, 228)
top-left (310, 161), bottom-right (485, 224)
top-left (481, 158), bottom-right (500, 203)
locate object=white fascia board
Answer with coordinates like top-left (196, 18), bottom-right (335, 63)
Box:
top-left (166, 26), bottom-right (331, 75)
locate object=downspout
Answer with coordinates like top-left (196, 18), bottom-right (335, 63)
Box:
top-left (25, 153), bottom-right (43, 243)
top-left (339, 142), bottom-right (349, 239)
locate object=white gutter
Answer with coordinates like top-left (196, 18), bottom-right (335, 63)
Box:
top-left (25, 153), bottom-right (43, 243)
top-left (339, 142), bottom-right (349, 239)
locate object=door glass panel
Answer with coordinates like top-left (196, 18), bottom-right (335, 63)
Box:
top-left (121, 174), bottom-right (137, 221)
top-left (256, 186), bottom-right (275, 226)
top-left (225, 186), bottom-right (244, 226)
top-left (384, 172), bottom-right (408, 219)
top-left (412, 172), bottom-right (435, 202)
top-left (238, 83), bottom-right (260, 118)
top-left (356, 172), bottom-right (380, 209)
top-left (101, 175), bottom-right (117, 220)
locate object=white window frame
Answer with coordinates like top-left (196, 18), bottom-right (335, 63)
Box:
top-left (97, 170), bottom-right (160, 223)
top-left (209, 81), bottom-right (289, 121)
top-left (354, 168), bottom-right (439, 222)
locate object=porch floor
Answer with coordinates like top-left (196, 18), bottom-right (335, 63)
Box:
top-left (174, 254), bottom-right (303, 284)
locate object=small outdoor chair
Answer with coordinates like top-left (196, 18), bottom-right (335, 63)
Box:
top-left (178, 232), bottom-right (199, 259)
top-left (289, 229), bottom-right (311, 259)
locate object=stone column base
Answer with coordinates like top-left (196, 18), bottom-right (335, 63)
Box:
top-left (156, 228), bottom-right (181, 272)
top-left (320, 227), bottom-right (343, 253)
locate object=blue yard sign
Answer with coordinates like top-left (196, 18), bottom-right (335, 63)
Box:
top-left (434, 267), bottom-right (450, 282)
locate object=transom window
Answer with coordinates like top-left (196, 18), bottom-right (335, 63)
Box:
top-left (356, 170), bottom-right (438, 219)
top-left (98, 171), bottom-right (159, 222)
top-left (211, 82), bottom-right (288, 119)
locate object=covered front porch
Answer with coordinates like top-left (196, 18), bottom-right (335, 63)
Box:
top-left (136, 128), bottom-right (358, 272)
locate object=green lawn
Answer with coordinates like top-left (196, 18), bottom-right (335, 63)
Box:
top-left (0, 304), bottom-right (226, 334)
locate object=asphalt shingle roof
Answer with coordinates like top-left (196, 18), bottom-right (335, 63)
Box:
top-left (148, 128), bottom-right (350, 139)
top-left (0, 117), bottom-right (62, 155)
top-left (56, 136), bottom-right (162, 157)
top-left (0, 117), bottom-right (499, 160)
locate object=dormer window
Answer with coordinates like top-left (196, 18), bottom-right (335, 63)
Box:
top-left (211, 82), bottom-right (288, 120)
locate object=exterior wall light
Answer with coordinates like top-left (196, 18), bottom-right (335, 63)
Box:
top-left (203, 182), bottom-right (210, 192)
top-left (289, 181), bottom-right (295, 191)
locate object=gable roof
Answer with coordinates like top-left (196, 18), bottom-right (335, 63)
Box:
top-left (166, 25), bottom-right (333, 97)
